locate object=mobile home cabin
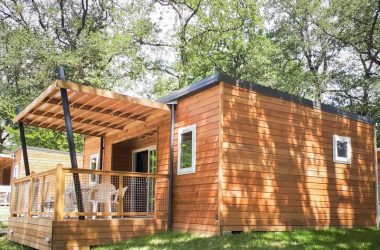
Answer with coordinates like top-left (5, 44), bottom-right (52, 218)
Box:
top-left (8, 73), bottom-right (377, 249)
top-left (12, 147), bottom-right (83, 179)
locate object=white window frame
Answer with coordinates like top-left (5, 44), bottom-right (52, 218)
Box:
top-left (89, 154), bottom-right (100, 185)
top-left (177, 124), bottom-right (196, 175)
top-left (333, 135), bottom-right (352, 164)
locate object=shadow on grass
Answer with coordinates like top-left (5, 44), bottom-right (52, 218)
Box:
top-left (95, 227), bottom-right (380, 250)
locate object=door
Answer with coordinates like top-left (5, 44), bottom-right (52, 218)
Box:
top-left (132, 146), bottom-right (157, 212)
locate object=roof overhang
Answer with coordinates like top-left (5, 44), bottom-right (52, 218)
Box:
top-left (13, 80), bottom-right (170, 137)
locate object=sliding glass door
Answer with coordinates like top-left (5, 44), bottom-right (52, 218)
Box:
top-left (132, 146), bottom-right (157, 212)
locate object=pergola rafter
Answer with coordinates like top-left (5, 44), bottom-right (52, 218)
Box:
top-left (14, 80), bottom-right (170, 136)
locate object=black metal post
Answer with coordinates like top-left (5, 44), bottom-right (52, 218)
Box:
top-left (58, 66), bottom-right (85, 220)
top-left (167, 102), bottom-right (176, 231)
top-left (17, 108), bottom-right (30, 176)
top-left (99, 137), bottom-right (104, 170)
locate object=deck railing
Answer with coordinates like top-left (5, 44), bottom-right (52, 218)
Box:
top-left (10, 165), bottom-right (169, 220)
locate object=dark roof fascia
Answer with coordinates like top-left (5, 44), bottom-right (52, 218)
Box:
top-left (157, 73), bottom-right (230, 104)
top-left (158, 73), bottom-right (375, 125)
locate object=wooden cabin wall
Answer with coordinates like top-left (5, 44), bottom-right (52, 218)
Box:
top-left (111, 142), bottom-right (130, 171)
top-left (220, 82), bottom-right (376, 231)
top-left (83, 136), bottom-right (101, 169)
top-left (156, 84), bottom-right (221, 235)
top-left (13, 148), bottom-right (84, 178)
top-left (111, 134), bottom-right (157, 171)
top-left (94, 84), bottom-right (221, 234)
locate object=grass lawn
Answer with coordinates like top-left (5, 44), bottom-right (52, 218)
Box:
top-left (2, 227), bottom-right (380, 249)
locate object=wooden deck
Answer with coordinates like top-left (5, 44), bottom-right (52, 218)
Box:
top-left (9, 216), bottom-right (167, 250)
top-left (8, 167), bottom-right (169, 249)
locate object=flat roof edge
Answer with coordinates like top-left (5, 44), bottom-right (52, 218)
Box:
top-left (229, 76), bottom-right (375, 125)
top-left (157, 73), bottom-right (224, 103)
top-left (158, 73), bottom-right (375, 125)
top-left (13, 146), bottom-right (84, 156)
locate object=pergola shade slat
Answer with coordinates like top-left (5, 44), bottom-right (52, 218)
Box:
top-left (23, 118), bottom-right (105, 137)
top-left (13, 80), bottom-right (170, 136)
top-left (43, 98), bottom-right (151, 121)
top-left (29, 110), bottom-right (125, 130)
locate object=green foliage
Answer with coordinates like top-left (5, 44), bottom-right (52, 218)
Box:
top-left (180, 133), bottom-right (193, 169)
top-left (0, 0), bottom-right (379, 150)
top-left (2, 227), bottom-right (380, 249)
top-left (0, 0), bottom-right (155, 152)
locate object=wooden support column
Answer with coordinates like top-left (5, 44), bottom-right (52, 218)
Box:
top-left (17, 108), bottom-right (30, 176)
top-left (54, 165), bottom-right (66, 221)
top-left (58, 66), bottom-right (85, 220)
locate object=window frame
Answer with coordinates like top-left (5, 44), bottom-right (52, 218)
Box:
top-left (177, 124), bottom-right (197, 175)
top-left (333, 135), bottom-right (352, 164)
top-left (89, 153), bottom-right (100, 185)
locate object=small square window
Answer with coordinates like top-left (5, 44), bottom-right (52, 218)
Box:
top-left (333, 135), bottom-right (351, 164)
top-left (177, 124), bottom-right (196, 175)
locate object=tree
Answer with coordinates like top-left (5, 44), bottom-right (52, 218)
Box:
top-left (152, 0), bottom-right (279, 95)
top-left (326, 0), bottom-right (380, 67)
top-left (0, 0), bottom-right (159, 152)
top-left (265, 0), bottom-right (343, 102)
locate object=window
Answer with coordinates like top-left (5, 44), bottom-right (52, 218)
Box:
top-left (13, 164), bottom-right (19, 179)
top-left (177, 124), bottom-right (196, 175)
top-left (333, 135), bottom-right (351, 164)
top-left (89, 154), bottom-right (99, 184)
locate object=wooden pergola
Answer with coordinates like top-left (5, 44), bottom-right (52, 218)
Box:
top-left (13, 67), bottom-right (171, 220)
top-left (13, 81), bottom-right (170, 138)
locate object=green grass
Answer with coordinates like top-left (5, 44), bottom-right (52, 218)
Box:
top-left (2, 228), bottom-right (380, 249)
top-left (96, 227), bottom-right (380, 250)
top-left (0, 236), bottom-right (31, 250)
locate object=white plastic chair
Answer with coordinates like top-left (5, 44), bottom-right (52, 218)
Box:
top-left (90, 183), bottom-right (116, 219)
top-left (64, 188), bottom-right (77, 213)
top-left (111, 187), bottom-right (128, 216)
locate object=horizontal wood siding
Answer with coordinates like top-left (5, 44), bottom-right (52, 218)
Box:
top-left (221, 83), bottom-right (376, 231)
top-left (97, 86), bottom-right (221, 235)
top-left (51, 218), bottom-right (167, 249)
top-left (14, 149), bottom-right (84, 178)
top-left (165, 84), bottom-right (220, 235)
top-left (8, 217), bottom-right (166, 250)
top-left (8, 217), bottom-right (53, 250)
top-left (111, 134), bottom-right (157, 171)
top-left (83, 136), bottom-right (101, 169)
